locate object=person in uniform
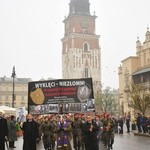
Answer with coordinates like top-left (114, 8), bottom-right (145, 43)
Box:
top-left (49, 115), bottom-right (57, 149)
top-left (40, 115), bottom-right (57, 150)
top-left (0, 112), bottom-right (8, 150)
top-left (22, 114), bottom-right (39, 150)
top-left (72, 113), bottom-right (82, 150)
top-left (94, 115), bottom-right (103, 150)
top-left (105, 120), bottom-right (115, 149)
top-left (40, 117), bottom-right (53, 150)
top-left (101, 114), bottom-right (115, 149)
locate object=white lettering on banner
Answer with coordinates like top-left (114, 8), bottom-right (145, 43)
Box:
top-left (59, 81), bottom-right (85, 86)
top-left (35, 82), bottom-right (56, 88)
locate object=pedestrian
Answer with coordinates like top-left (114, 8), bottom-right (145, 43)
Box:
top-left (56, 115), bottom-right (72, 150)
top-left (125, 114), bottom-right (131, 133)
top-left (105, 121), bottom-right (115, 149)
top-left (141, 116), bottom-right (148, 133)
top-left (83, 115), bottom-right (99, 150)
top-left (94, 115), bottom-right (103, 150)
top-left (80, 113), bottom-right (87, 150)
top-left (0, 112), bottom-right (8, 150)
top-left (22, 114), bottom-right (39, 150)
top-left (7, 115), bottom-right (17, 148)
top-left (118, 116), bottom-right (124, 134)
top-left (40, 116), bottom-right (56, 150)
top-left (136, 113), bottom-right (142, 133)
top-left (72, 113), bottom-right (82, 150)
top-left (146, 117), bottom-right (150, 134)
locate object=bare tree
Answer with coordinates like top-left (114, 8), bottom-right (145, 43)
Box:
top-left (100, 87), bottom-right (117, 115)
top-left (127, 83), bottom-right (150, 115)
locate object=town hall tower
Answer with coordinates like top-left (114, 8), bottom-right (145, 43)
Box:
top-left (62, 0), bottom-right (101, 97)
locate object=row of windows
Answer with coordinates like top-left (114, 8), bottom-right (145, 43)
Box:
top-left (0, 95), bottom-right (27, 101)
top-left (65, 42), bottom-right (99, 54)
top-left (0, 87), bottom-right (27, 91)
top-left (0, 102), bottom-right (26, 107)
top-left (66, 42), bottom-right (91, 53)
top-left (73, 55), bottom-right (99, 68)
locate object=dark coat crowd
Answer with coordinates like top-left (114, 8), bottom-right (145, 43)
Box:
top-left (5, 111), bottom-right (150, 150)
top-left (0, 112), bottom-right (17, 150)
top-left (1, 109), bottom-right (150, 150)
top-left (0, 112), bottom-right (118, 150)
top-left (136, 113), bottom-right (150, 134)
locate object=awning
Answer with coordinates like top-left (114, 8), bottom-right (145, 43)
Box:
top-left (0, 109), bottom-right (5, 114)
top-left (0, 106), bottom-right (16, 115)
top-left (132, 67), bottom-right (150, 76)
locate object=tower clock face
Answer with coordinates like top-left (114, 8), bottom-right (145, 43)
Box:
top-left (80, 18), bottom-right (88, 28)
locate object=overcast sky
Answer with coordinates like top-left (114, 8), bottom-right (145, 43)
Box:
top-left (0, 0), bottom-right (150, 89)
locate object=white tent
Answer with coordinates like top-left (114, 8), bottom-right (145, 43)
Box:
top-left (0, 106), bottom-right (16, 115)
top-left (0, 109), bottom-right (5, 114)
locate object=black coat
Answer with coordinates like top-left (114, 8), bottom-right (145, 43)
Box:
top-left (83, 121), bottom-right (99, 150)
top-left (22, 120), bottom-right (39, 150)
top-left (0, 117), bottom-right (8, 150)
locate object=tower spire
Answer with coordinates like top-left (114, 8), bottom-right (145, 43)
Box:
top-left (69, 0), bottom-right (90, 15)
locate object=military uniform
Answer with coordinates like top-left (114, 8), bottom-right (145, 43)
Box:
top-left (101, 117), bottom-right (115, 150)
top-left (101, 117), bottom-right (108, 146)
top-left (40, 119), bottom-right (54, 150)
top-left (72, 117), bottom-right (82, 150)
top-left (49, 117), bottom-right (57, 149)
top-left (105, 120), bottom-right (115, 149)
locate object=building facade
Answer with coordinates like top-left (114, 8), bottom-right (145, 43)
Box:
top-left (62, 0), bottom-right (101, 98)
top-left (118, 28), bottom-right (150, 116)
top-left (0, 76), bottom-right (31, 109)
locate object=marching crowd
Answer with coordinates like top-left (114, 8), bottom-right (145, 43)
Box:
top-left (0, 111), bottom-right (150, 150)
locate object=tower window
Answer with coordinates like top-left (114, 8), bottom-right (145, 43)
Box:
top-left (83, 42), bottom-right (89, 51)
top-left (85, 68), bottom-right (88, 78)
top-left (65, 44), bottom-right (68, 53)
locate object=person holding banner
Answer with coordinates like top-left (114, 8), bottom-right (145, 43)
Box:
top-left (0, 112), bottom-right (8, 150)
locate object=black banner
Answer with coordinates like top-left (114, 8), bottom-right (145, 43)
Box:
top-left (28, 78), bottom-right (94, 115)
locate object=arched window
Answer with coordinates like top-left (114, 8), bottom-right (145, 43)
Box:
top-left (85, 68), bottom-right (88, 78)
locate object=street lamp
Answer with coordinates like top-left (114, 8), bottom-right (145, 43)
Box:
top-left (11, 66), bottom-right (16, 108)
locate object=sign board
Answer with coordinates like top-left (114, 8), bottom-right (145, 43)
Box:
top-left (16, 107), bottom-right (26, 123)
top-left (28, 78), bottom-right (94, 115)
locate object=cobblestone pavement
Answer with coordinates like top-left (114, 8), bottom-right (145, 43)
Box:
top-left (8, 132), bottom-right (150, 150)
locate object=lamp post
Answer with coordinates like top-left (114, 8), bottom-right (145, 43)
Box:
top-left (11, 66), bottom-right (16, 108)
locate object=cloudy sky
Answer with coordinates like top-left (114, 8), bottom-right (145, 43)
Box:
top-left (0, 0), bottom-right (150, 89)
